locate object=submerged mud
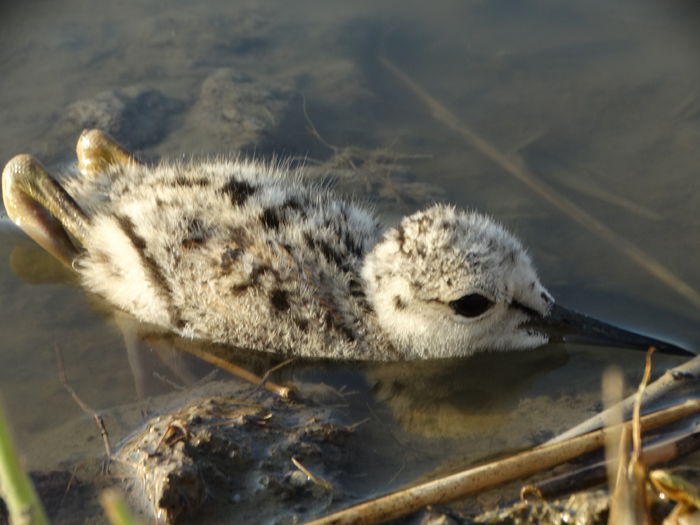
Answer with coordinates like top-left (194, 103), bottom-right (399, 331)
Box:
top-left (115, 384), bottom-right (354, 524)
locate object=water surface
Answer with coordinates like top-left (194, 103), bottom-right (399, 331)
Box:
top-left (1, 0), bottom-right (699, 522)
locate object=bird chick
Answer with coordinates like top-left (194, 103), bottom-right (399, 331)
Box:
top-left (1, 130), bottom-right (689, 360)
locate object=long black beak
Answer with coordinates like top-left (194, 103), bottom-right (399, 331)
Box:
top-left (525, 303), bottom-right (693, 356)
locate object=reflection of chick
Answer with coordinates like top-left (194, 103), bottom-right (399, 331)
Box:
top-left (2, 130), bottom-right (686, 360)
top-left (365, 350), bottom-right (570, 438)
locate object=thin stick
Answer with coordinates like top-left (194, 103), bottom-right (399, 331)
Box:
top-left (522, 150), bottom-right (662, 221)
top-left (0, 397), bottom-right (50, 525)
top-left (176, 344), bottom-right (292, 399)
top-left (631, 348), bottom-right (655, 465)
top-left (152, 371), bottom-right (185, 391)
top-left (602, 367), bottom-right (624, 499)
top-left (291, 457), bottom-right (333, 491)
top-left (549, 165), bottom-right (661, 221)
top-left (534, 428), bottom-right (700, 499)
top-left (305, 399), bottom-right (700, 525)
top-left (609, 425), bottom-right (633, 525)
top-left (610, 348), bottom-right (655, 525)
top-left (242, 358), bottom-right (295, 400)
top-left (55, 346), bottom-right (112, 459)
top-left (379, 56), bottom-right (700, 309)
top-left (547, 354), bottom-right (700, 444)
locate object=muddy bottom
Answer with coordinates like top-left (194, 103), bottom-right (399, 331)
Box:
top-left (2, 376), bottom-right (374, 525)
top-left (115, 386), bottom-right (356, 523)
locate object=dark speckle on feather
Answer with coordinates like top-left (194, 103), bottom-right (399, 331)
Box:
top-left (303, 232), bottom-right (315, 251)
top-left (182, 238), bottom-right (204, 249)
top-left (319, 240), bottom-right (343, 268)
top-left (231, 283), bottom-right (251, 295)
top-left (261, 207), bottom-right (282, 230)
top-left (294, 318), bottom-right (309, 333)
top-left (182, 218), bottom-right (207, 249)
top-left (175, 176), bottom-right (210, 187)
top-left (396, 224), bottom-right (406, 252)
top-left (221, 178), bottom-right (256, 206)
top-left (221, 248), bottom-right (243, 271)
top-left (270, 289), bottom-right (290, 312)
top-left (280, 198), bottom-right (306, 217)
top-left (348, 278), bottom-right (365, 298)
top-left (343, 233), bottom-right (363, 257)
top-left (114, 215), bottom-right (182, 327)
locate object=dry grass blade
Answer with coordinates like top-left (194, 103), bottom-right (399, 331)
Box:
top-left (609, 348), bottom-right (656, 525)
top-left (532, 429), bottom-right (700, 499)
top-left (291, 457), bottom-right (334, 491)
top-left (547, 354), bottom-right (700, 444)
top-left (379, 55), bottom-right (700, 309)
top-left (55, 345), bottom-right (112, 460)
top-left (242, 358), bottom-right (295, 400)
top-left (602, 367), bottom-right (625, 508)
top-left (632, 348), bottom-right (656, 465)
top-left (549, 165), bottom-right (662, 221)
top-left (522, 150), bottom-right (662, 221)
top-left (628, 349), bottom-right (655, 524)
top-left (176, 344), bottom-right (293, 399)
top-left (609, 425), bottom-right (635, 525)
top-left (305, 400), bottom-right (700, 525)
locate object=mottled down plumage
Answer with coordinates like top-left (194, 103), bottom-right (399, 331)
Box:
top-left (56, 157), bottom-right (553, 360)
top-left (3, 128), bottom-right (691, 360)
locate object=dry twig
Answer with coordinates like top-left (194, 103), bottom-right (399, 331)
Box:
top-left (176, 344), bottom-right (293, 399)
top-left (632, 349), bottom-right (656, 463)
top-left (602, 366), bottom-right (626, 514)
top-left (242, 358), bottom-right (295, 400)
top-left (547, 354), bottom-right (700, 444)
top-left (55, 345), bottom-right (112, 459)
top-left (609, 348), bottom-right (656, 525)
top-left (291, 457), bottom-right (334, 491)
top-left (522, 150), bottom-right (662, 221)
top-left (305, 400), bottom-right (700, 525)
top-left (532, 428), bottom-right (700, 500)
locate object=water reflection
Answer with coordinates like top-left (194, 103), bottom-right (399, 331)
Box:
top-left (365, 350), bottom-right (569, 439)
top-left (86, 318), bottom-right (573, 441)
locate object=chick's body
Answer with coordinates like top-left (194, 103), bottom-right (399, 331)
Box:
top-left (65, 159), bottom-right (395, 360)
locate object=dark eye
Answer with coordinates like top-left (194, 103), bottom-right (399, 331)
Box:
top-left (449, 293), bottom-right (494, 318)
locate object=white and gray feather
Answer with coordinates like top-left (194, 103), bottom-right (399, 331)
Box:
top-left (62, 159), bottom-right (553, 360)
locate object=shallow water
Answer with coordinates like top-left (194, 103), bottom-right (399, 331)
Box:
top-left (1, 0), bottom-right (699, 522)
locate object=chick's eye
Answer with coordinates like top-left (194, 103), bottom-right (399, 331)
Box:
top-left (449, 293), bottom-right (494, 318)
